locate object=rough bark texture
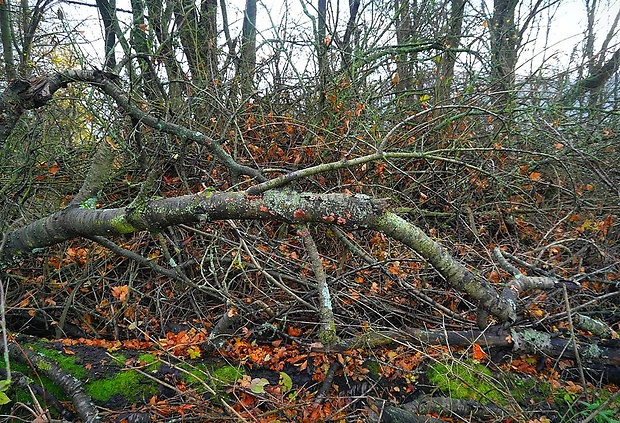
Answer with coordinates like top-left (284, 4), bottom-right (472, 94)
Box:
top-left (434, 0), bottom-right (466, 104)
top-left (1, 191), bottom-right (387, 260)
top-left (238, 0), bottom-right (257, 99)
top-left (1, 188), bottom-right (517, 324)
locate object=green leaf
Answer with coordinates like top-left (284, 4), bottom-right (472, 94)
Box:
top-left (278, 372), bottom-right (292, 392)
top-left (0, 379), bottom-right (10, 391)
top-left (0, 391), bottom-right (10, 405)
top-left (249, 378), bottom-right (269, 394)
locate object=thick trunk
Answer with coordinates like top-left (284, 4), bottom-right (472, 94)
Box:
top-left (394, 0), bottom-right (414, 94)
top-left (95, 0), bottom-right (118, 70)
top-left (0, 0), bottom-right (16, 80)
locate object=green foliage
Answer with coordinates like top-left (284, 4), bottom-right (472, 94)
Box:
top-left (210, 364), bottom-right (245, 385)
top-left (85, 370), bottom-right (156, 403)
top-left (29, 344), bottom-right (87, 379)
top-left (137, 353), bottom-right (161, 372)
top-left (428, 360), bottom-right (506, 404)
top-left (0, 383), bottom-right (10, 405)
top-left (577, 399), bottom-right (620, 423)
top-left (0, 360), bottom-right (68, 413)
top-left (503, 374), bottom-right (552, 405)
top-left (556, 390), bottom-right (620, 423)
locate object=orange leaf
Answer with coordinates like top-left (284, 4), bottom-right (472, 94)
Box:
top-left (287, 326), bottom-right (302, 337)
top-left (529, 172), bottom-right (542, 181)
top-left (355, 102), bottom-right (365, 116)
top-left (48, 163), bottom-right (60, 175)
top-left (111, 285), bottom-right (129, 301)
top-left (488, 270), bottom-right (501, 283)
top-left (391, 72), bottom-right (400, 86)
top-left (472, 343), bottom-right (487, 360)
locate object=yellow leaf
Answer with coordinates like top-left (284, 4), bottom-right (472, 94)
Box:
top-left (187, 345), bottom-right (201, 359)
top-left (391, 72), bottom-right (400, 86)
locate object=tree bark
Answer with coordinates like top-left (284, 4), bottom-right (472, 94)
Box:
top-left (394, 0), bottom-right (414, 95)
top-left (434, 0), bottom-right (466, 104)
top-left (489, 0), bottom-right (519, 109)
top-left (96, 0), bottom-right (118, 70)
top-left (317, 0), bottom-right (328, 110)
top-left (0, 70), bottom-right (117, 147)
top-left (237, 0), bottom-right (257, 99)
top-left (0, 0), bottom-right (16, 80)
top-left (0, 188), bottom-right (515, 325)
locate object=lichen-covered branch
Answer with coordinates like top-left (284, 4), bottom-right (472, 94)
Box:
top-left (0, 188), bottom-right (519, 324)
top-left (297, 224), bottom-right (339, 348)
top-left (0, 70), bottom-right (117, 146)
top-left (69, 140), bottom-right (116, 207)
top-left (8, 342), bottom-right (100, 422)
top-left (368, 212), bottom-right (517, 324)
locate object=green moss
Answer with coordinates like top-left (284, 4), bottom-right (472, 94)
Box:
top-left (85, 370), bottom-right (155, 403)
top-left (180, 363), bottom-right (244, 396)
top-left (137, 353), bottom-right (161, 372)
top-left (365, 360), bottom-right (382, 378)
top-left (110, 353), bottom-right (127, 366)
top-left (428, 360), bottom-right (506, 404)
top-left (30, 345), bottom-right (87, 379)
top-left (110, 215), bottom-right (138, 234)
top-left (504, 374), bottom-right (552, 404)
top-left (318, 328), bottom-right (340, 346)
top-left (211, 365), bottom-right (244, 385)
top-left (0, 360), bottom-right (68, 414)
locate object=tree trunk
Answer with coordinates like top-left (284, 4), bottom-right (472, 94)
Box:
top-left (340, 0), bottom-right (361, 74)
top-left (95, 0), bottom-right (118, 70)
top-left (434, 0), bottom-right (466, 104)
top-left (394, 0), bottom-right (415, 95)
top-left (130, 0), bottom-right (164, 103)
top-left (0, 0), bottom-right (16, 80)
top-left (237, 0), bottom-right (257, 99)
top-left (489, 0), bottom-right (519, 110)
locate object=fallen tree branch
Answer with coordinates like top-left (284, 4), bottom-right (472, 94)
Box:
top-left (7, 341), bottom-right (100, 422)
top-left (336, 326), bottom-right (620, 367)
top-left (0, 189), bottom-right (517, 324)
